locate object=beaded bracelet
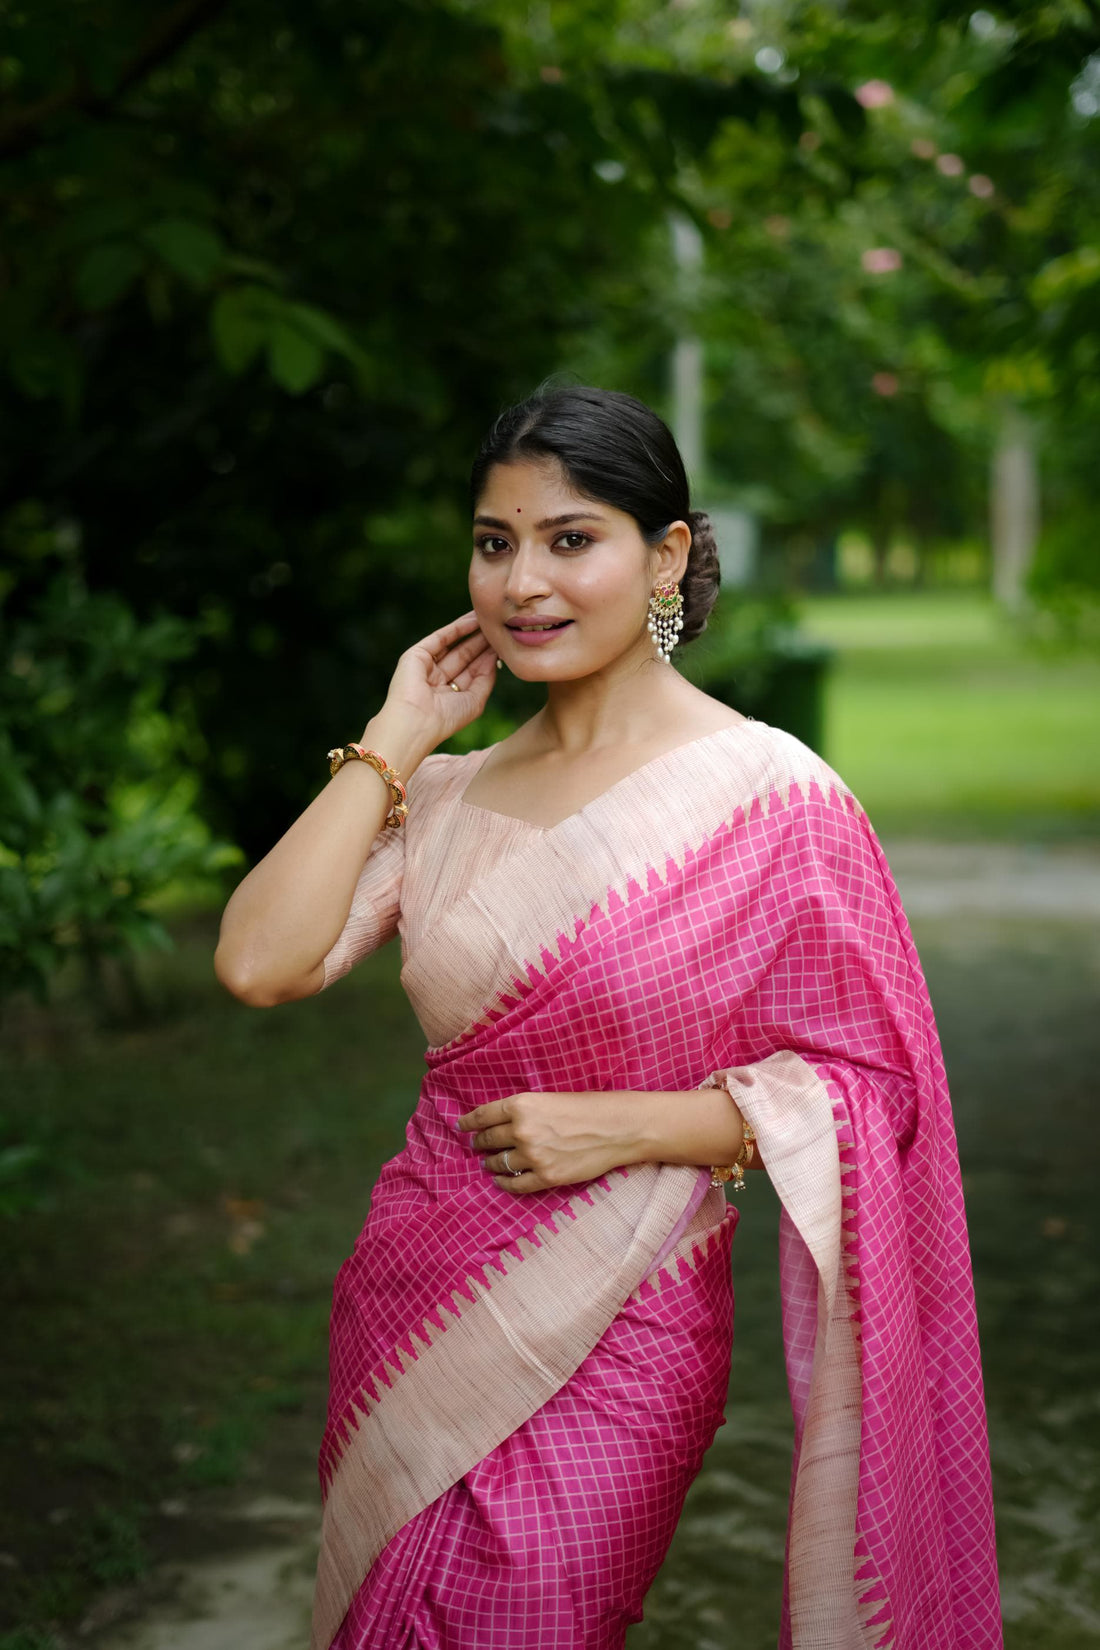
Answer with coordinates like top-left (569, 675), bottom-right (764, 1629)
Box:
top-left (327, 744), bottom-right (409, 828)
top-left (710, 1118), bottom-right (756, 1192)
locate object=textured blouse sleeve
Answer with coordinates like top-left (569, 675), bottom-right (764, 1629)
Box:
top-left (319, 822), bottom-right (405, 987)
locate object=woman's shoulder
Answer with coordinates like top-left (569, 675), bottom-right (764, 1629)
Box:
top-left (405, 745), bottom-right (488, 806)
top-left (688, 709), bottom-right (854, 813)
top-left (743, 717), bottom-right (853, 801)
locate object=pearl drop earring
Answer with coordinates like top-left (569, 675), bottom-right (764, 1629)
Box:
top-left (647, 580), bottom-right (684, 662)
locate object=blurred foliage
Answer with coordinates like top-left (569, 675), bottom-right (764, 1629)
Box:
top-left (0, 0), bottom-right (865, 867)
top-left (1, 0), bottom-right (1100, 901)
top-left (1029, 509), bottom-right (1100, 642)
top-left (0, 512), bottom-right (238, 1004)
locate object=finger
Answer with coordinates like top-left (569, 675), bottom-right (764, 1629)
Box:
top-left (442, 628), bottom-right (493, 668)
top-left (420, 610), bottom-right (480, 655)
top-left (468, 645), bottom-right (500, 676)
top-left (493, 1171), bottom-right (541, 1195)
top-left (427, 628), bottom-right (491, 677)
top-left (424, 613), bottom-right (484, 663)
top-left (457, 1102), bottom-right (506, 1132)
top-left (433, 636), bottom-right (495, 691)
top-left (482, 1149), bottom-right (523, 1173)
top-left (470, 1125), bottom-right (508, 1150)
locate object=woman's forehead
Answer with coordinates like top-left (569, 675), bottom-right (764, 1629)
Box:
top-left (474, 458), bottom-right (619, 522)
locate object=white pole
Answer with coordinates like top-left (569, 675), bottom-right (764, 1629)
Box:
top-left (990, 403), bottom-right (1039, 611)
top-left (670, 214), bottom-right (705, 487)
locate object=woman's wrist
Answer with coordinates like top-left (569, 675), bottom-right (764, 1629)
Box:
top-left (359, 706), bottom-right (438, 778)
top-left (624, 1088), bottom-right (746, 1171)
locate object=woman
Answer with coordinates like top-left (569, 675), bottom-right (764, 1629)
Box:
top-left (215, 387), bottom-right (1002, 1650)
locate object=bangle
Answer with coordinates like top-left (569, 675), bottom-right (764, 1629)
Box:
top-left (710, 1118), bottom-right (756, 1192)
top-left (327, 744), bottom-right (409, 828)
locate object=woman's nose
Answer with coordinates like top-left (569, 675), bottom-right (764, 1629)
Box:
top-left (503, 545), bottom-right (551, 604)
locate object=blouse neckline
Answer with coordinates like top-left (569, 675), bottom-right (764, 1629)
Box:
top-left (455, 718), bottom-right (757, 833)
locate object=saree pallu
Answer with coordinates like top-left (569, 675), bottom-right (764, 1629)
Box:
top-left (313, 721), bottom-right (1002, 1650)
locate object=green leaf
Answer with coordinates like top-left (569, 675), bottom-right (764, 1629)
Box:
top-left (267, 320), bottom-right (325, 394)
top-left (7, 334), bottom-right (82, 416)
top-left (282, 300), bottom-right (358, 357)
top-left (222, 253), bottom-right (284, 286)
top-left (141, 218), bottom-right (225, 288)
top-left (74, 242), bottom-right (145, 310)
top-left (209, 285), bottom-right (274, 375)
top-left (1032, 246), bottom-right (1100, 308)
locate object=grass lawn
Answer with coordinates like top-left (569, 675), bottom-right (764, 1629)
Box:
top-left (0, 931), bottom-right (427, 1645)
top-left (797, 591), bottom-right (1100, 839)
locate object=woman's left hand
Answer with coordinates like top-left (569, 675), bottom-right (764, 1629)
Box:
top-left (456, 1092), bottom-right (642, 1195)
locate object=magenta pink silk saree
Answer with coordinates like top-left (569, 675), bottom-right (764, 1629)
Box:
top-left (312, 720), bottom-right (1002, 1650)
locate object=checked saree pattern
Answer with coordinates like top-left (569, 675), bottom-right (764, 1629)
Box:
top-left (313, 721), bottom-right (1002, 1650)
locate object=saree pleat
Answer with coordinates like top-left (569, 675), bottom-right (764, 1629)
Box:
top-left (313, 720), bottom-right (1002, 1650)
top-left (331, 1209), bottom-right (735, 1650)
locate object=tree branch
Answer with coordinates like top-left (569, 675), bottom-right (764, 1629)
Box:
top-left (0, 0), bottom-right (232, 162)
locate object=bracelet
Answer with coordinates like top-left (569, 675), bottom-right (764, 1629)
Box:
top-left (327, 743), bottom-right (409, 828)
top-left (710, 1118), bottom-right (756, 1192)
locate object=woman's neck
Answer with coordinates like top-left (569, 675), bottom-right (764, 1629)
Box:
top-left (532, 650), bottom-right (709, 758)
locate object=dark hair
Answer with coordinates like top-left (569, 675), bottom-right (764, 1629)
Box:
top-left (469, 385), bottom-right (720, 645)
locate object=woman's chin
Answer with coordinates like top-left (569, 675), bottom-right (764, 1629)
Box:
top-left (506, 657), bottom-right (586, 682)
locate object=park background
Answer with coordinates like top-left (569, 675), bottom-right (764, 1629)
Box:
top-left (2, 2), bottom-right (1099, 1646)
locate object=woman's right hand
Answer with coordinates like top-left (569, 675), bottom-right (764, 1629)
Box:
top-left (354, 608), bottom-right (498, 789)
top-left (370, 610), bottom-right (499, 751)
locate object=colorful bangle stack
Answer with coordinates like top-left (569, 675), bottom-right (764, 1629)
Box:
top-left (327, 743), bottom-right (409, 828)
top-left (709, 1118), bottom-right (756, 1192)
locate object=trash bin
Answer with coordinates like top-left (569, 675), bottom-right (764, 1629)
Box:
top-left (709, 638), bottom-right (831, 756)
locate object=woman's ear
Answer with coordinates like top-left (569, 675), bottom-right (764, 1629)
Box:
top-left (654, 520), bottom-right (692, 585)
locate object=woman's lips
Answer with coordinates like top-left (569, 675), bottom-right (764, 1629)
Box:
top-left (505, 621), bottom-right (574, 647)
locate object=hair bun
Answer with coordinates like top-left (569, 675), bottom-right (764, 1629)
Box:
top-left (681, 510), bottom-right (720, 643)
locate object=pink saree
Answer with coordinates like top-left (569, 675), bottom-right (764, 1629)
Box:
top-left (313, 720), bottom-right (1002, 1650)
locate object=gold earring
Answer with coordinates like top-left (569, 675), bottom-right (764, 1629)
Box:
top-left (647, 580), bottom-right (683, 662)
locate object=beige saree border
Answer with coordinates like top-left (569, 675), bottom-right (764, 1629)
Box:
top-left (312, 1163), bottom-right (719, 1649)
top-left (702, 1051), bottom-right (891, 1650)
top-left (403, 720), bottom-right (854, 1049)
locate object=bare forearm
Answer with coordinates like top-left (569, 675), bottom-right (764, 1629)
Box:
top-left (214, 708), bottom-right (434, 1005)
top-left (618, 1089), bottom-right (765, 1174)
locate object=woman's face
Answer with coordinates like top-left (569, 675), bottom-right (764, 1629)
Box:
top-left (469, 458), bottom-right (686, 682)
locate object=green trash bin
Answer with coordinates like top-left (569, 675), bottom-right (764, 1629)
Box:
top-left (709, 638), bottom-right (831, 756)
top-left (680, 602), bottom-right (832, 757)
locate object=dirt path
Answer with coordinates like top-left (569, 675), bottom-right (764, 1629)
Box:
top-left (92, 839), bottom-right (1100, 1650)
top-left (92, 1495), bottom-right (316, 1650)
top-left (883, 838), bottom-right (1100, 918)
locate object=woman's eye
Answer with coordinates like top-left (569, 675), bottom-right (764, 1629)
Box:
top-left (555, 532), bottom-right (591, 551)
top-left (475, 535), bottom-right (511, 555)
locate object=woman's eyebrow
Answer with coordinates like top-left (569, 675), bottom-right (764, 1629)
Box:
top-left (473, 512), bottom-right (607, 531)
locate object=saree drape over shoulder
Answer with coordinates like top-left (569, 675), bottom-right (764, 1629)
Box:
top-left (313, 721), bottom-right (1002, 1650)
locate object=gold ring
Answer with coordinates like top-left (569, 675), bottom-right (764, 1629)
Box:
top-left (450, 681), bottom-right (460, 692)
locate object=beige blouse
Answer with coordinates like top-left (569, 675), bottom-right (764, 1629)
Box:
top-left (321, 747), bottom-right (534, 1001)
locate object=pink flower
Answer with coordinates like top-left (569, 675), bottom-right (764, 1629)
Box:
top-left (855, 80), bottom-right (895, 110)
top-left (968, 174), bottom-right (995, 198)
top-left (861, 247), bottom-right (903, 275)
top-left (871, 372), bottom-right (900, 397)
top-left (936, 152), bottom-right (965, 177)
top-left (911, 138), bottom-right (937, 160)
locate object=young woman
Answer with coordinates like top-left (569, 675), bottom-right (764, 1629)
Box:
top-left (215, 387), bottom-right (1002, 1650)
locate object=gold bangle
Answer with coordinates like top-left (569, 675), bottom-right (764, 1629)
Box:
top-left (710, 1118), bottom-right (756, 1192)
top-left (326, 744), bottom-right (409, 828)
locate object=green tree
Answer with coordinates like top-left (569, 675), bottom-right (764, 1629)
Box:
top-left (0, 0), bottom-right (849, 858)
top-left (0, 512), bottom-right (237, 1003)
